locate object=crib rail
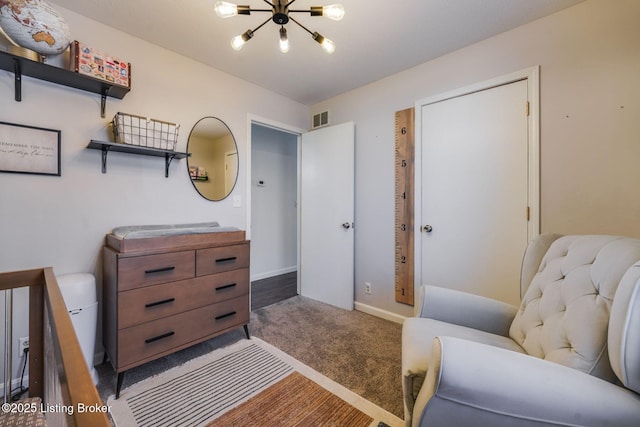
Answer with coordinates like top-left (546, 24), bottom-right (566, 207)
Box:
top-left (0, 268), bottom-right (109, 426)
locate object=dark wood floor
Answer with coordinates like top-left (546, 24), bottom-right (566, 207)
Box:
top-left (251, 271), bottom-right (298, 310)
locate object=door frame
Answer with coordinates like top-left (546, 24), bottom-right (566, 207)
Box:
top-left (246, 114), bottom-right (305, 294)
top-left (225, 150), bottom-right (238, 196)
top-left (413, 66), bottom-right (540, 292)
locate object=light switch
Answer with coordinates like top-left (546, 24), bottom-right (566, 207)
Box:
top-left (233, 195), bottom-right (242, 207)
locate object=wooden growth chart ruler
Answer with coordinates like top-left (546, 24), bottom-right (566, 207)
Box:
top-left (394, 107), bottom-right (415, 306)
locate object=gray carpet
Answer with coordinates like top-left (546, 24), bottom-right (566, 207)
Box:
top-left (250, 296), bottom-right (404, 418)
top-left (97, 295), bottom-right (404, 420)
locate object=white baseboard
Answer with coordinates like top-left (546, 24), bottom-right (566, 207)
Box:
top-left (251, 266), bottom-right (297, 282)
top-left (354, 302), bottom-right (408, 324)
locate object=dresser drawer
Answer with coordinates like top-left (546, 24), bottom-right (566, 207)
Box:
top-left (117, 295), bottom-right (250, 368)
top-left (117, 269), bottom-right (250, 329)
top-left (196, 243), bottom-right (249, 276)
top-left (118, 250), bottom-right (195, 291)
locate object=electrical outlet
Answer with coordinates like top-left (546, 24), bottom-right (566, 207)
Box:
top-left (365, 282), bottom-right (372, 294)
top-left (19, 337), bottom-right (29, 352)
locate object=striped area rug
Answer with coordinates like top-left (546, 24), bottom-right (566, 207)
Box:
top-left (126, 344), bottom-right (291, 426)
top-left (108, 338), bottom-right (402, 427)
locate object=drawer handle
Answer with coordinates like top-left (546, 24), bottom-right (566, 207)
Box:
top-left (145, 331), bottom-right (175, 344)
top-left (215, 311), bottom-right (237, 320)
top-left (215, 283), bottom-right (237, 291)
top-left (145, 298), bottom-right (176, 308)
top-left (215, 257), bottom-right (237, 264)
top-left (145, 266), bottom-right (176, 274)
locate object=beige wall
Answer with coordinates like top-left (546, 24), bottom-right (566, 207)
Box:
top-left (312, 0), bottom-right (640, 317)
top-left (0, 6), bottom-right (307, 380)
top-left (1, 0), bottom-right (638, 370)
top-left (0, 8), bottom-right (308, 274)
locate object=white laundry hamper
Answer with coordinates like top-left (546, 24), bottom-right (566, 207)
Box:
top-left (56, 273), bottom-right (99, 385)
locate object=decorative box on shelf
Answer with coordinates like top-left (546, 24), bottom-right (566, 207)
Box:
top-left (70, 41), bottom-right (131, 88)
top-left (112, 112), bottom-right (180, 151)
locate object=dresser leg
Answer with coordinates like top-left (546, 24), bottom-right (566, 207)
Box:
top-left (243, 324), bottom-right (250, 339)
top-left (116, 372), bottom-right (125, 399)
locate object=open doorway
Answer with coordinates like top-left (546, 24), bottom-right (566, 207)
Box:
top-left (250, 122), bottom-right (300, 309)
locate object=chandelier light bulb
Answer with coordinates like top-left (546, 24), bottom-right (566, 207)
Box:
top-left (279, 27), bottom-right (290, 53)
top-left (231, 35), bottom-right (246, 50)
top-left (322, 4), bottom-right (345, 21)
top-left (215, 1), bottom-right (239, 18)
top-left (312, 32), bottom-right (335, 54)
top-left (320, 37), bottom-right (335, 53)
top-left (231, 29), bottom-right (253, 50)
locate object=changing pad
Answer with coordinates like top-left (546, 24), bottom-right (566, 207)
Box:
top-left (106, 222), bottom-right (246, 253)
top-left (111, 222), bottom-right (239, 239)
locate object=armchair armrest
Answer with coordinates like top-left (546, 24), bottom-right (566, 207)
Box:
top-left (414, 285), bottom-right (518, 336)
top-left (413, 337), bottom-right (640, 427)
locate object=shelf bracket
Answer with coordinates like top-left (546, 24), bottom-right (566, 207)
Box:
top-left (164, 153), bottom-right (177, 178)
top-left (101, 145), bottom-right (111, 173)
top-left (100, 86), bottom-right (111, 118)
top-left (13, 59), bottom-right (22, 102)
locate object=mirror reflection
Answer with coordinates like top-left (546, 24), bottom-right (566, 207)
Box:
top-left (187, 117), bottom-right (238, 201)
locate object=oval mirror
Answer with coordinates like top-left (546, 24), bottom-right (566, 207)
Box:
top-left (187, 117), bottom-right (239, 201)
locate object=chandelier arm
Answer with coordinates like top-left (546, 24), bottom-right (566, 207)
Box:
top-left (285, 0), bottom-right (298, 7)
top-left (246, 8), bottom-right (273, 12)
top-left (251, 15), bottom-right (273, 33)
top-left (262, 0), bottom-right (275, 7)
top-left (288, 9), bottom-right (314, 14)
top-left (288, 15), bottom-right (314, 35)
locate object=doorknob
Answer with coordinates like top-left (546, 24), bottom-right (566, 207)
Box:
top-left (342, 222), bottom-right (352, 229)
top-left (422, 225), bottom-right (433, 233)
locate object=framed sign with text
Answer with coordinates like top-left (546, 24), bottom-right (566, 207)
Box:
top-left (0, 121), bottom-right (61, 176)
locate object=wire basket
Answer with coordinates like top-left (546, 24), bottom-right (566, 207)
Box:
top-left (112, 112), bottom-right (179, 150)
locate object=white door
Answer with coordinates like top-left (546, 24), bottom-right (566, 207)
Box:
top-left (420, 80), bottom-right (529, 305)
top-left (300, 122), bottom-right (355, 310)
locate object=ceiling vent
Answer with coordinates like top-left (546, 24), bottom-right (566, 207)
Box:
top-left (312, 110), bottom-right (329, 129)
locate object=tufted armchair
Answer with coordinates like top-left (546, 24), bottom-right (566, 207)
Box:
top-left (402, 234), bottom-right (640, 427)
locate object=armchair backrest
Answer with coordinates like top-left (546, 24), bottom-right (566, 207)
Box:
top-left (510, 235), bottom-right (640, 385)
top-left (608, 260), bottom-right (640, 393)
top-left (519, 233), bottom-right (562, 298)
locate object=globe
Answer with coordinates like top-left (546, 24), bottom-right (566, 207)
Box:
top-left (0, 0), bottom-right (71, 56)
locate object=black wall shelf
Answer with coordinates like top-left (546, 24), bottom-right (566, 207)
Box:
top-left (0, 50), bottom-right (130, 117)
top-left (87, 140), bottom-right (190, 177)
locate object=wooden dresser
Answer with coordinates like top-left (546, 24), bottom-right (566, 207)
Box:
top-left (102, 230), bottom-right (250, 398)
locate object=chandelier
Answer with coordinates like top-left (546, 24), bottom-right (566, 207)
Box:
top-left (214, 1), bottom-right (345, 54)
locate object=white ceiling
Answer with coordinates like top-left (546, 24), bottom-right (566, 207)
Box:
top-left (51, 0), bottom-right (583, 105)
